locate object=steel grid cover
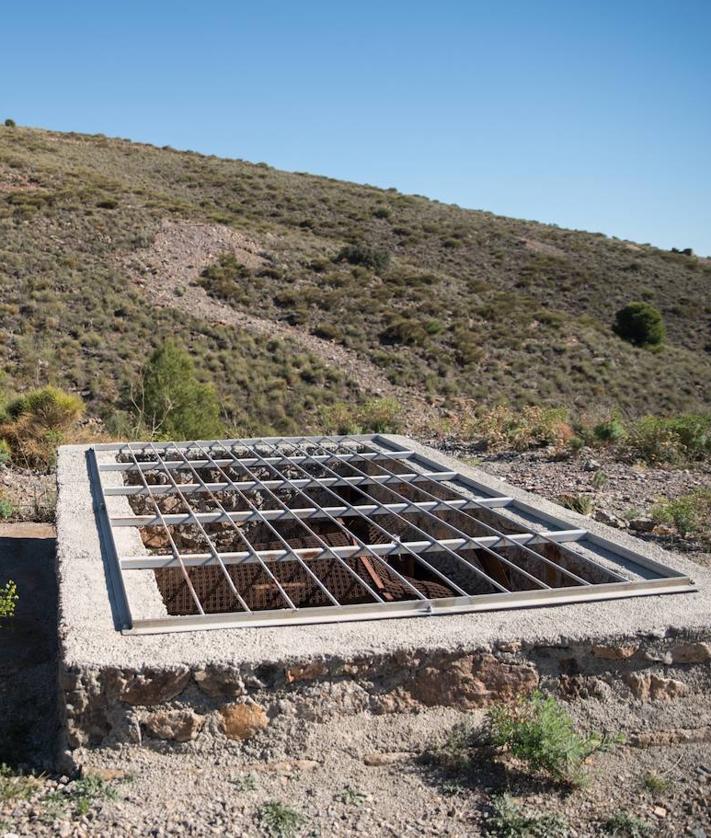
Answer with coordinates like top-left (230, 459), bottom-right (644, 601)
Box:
top-left (88, 434), bottom-right (696, 634)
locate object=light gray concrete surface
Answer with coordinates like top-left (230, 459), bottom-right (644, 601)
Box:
top-left (56, 438), bottom-right (711, 671)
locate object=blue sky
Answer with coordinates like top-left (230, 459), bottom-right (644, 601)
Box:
top-left (3, 1), bottom-right (710, 254)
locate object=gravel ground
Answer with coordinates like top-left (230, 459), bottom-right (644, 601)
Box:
top-left (1, 454), bottom-right (710, 837)
top-left (1, 697), bottom-right (710, 837)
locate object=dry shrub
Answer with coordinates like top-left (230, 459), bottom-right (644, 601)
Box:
top-left (474, 405), bottom-right (573, 452)
top-left (1, 385), bottom-right (84, 469)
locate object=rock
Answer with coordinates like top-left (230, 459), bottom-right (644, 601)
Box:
top-left (89, 767), bottom-right (130, 781)
top-left (583, 459), bottom-right (601, 471)
top-left (220, 702), bottom-right (269, 740)
top-left (671, 642), bottom-right (711, 664)
top-left (259, 759), bottom-right (320, 775)
top-left (629, 518), bottom-right (655, 533)
top-left (396, 653), bottom-right (539, 710)
top-left (591, 643), bottom-right (638, 660)
top-left (144, 709), bottom-right (204, 742)
top-left (625, 672), bottom-right (688, 701)
top-left (116, 668), bottom-right (191, 706)
top-left (593, 509), bottom-right (627, 529)
top-left (284, 661), bottom-right (328, 683)
top-left (630, 727), bottom-right (711, 747)
top-left (363, 752), bottom-right (413, 766)
top-left (653, 806), bottom-right (668, 818)
top-left (194, 667), bottom-right (246, 700)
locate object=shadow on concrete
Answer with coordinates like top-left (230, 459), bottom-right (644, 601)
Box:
top-left (0, 526), bottom-right (59, 770)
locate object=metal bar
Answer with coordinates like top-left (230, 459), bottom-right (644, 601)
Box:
top-left (346, 435), bottom-right (625, 586)
top-left (187, 441), bottom-right (380, 606)
top-left (111, 496), bottom-right (493, 527)
top-left (216, 440), bottom-right (427, 602)
top-left (102, 470), bottom-right (502, 497)
top-left (120, 529), bottom-right (588, 569)
top-left (123, 443), bottom-right (205, 616)
top-left (98, 449), bottom-right (415, 473)
top-left (123, 575), bottom-right (697, 635)
top-left (293, 436), bottom-right (561, 591)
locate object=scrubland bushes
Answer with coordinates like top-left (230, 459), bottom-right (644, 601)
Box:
top-left (0, 385), bottom-right (84, 468)
top-left (442, 402), bottom-right (710, 466)
top-left (320, 397), bottom-right (401, 435)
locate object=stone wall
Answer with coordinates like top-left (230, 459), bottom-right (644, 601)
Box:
top-left (60, 631), bottom-right (711, 753)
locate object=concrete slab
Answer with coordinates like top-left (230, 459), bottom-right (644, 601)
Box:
top-left (56, 437), bottom-right (711, 672)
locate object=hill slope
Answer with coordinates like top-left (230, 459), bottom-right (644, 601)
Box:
top-left (0, 126), bottom-right (709, 435)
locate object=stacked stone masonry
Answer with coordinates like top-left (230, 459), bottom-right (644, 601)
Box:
top-left (61, 632), bottom-right (711, 748)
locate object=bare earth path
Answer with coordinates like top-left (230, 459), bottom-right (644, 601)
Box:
top-left (121, 221), bottom-right (435, 429)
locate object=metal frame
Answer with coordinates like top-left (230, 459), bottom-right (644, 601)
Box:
top-left (88, 434), bottom-right (696, 635)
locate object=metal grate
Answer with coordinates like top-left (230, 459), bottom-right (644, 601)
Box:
top-left (88, 435), bottom-right (696, 634)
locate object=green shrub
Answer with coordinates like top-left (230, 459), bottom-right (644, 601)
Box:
top-left (335, 243), bottom-right (390, 273)
top-left (133, 341), bottom-right (223, 440)
top-left (476, 406), bottom-right (573, 452)
top-left (626, 413), bottom-right (711, 464)
top-left (485, 794), bottom-right (568, 837)
top-left (0, 440), bottom-right (11, 465)
top-left (380, 316), bottom-right (428, 346)
top-left (486, 692), bottom-right (618, 786)
top-left (0, 497), bottom-right (13, 519)
top-left (358, 397), bottom-right (401, 433)
top-left (3, 118), bottom-right (15, 128)
top-left (258, 801), bottom-right (305, 837)
top-left (199, 253), bottom-right (252, 304)
top-left (613, 302), bottom-right (665, 347)
top-left (602, 811), bottom-right (652, 836)
top-left (0, 580), bottom-right (18, 619)
top-left (652, 489), bottom-right (711, 541)
top-left (319, 397), bottom-right (402, 435)
top-left (593, 415), bottom-right (627, 444)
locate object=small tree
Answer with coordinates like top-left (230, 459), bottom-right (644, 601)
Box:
top-left (133, 341), bottom-right (223, 439)
top-left (614, 302), bottom-right (665, 347)
top-left (3, 118), bottom-right (15, 128)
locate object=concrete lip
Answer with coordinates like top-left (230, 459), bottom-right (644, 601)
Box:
top-left (55, 437), bottom-right (711, 752)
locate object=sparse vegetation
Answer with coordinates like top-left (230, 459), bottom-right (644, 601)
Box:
top-left (625, 414), bottom-right (711, 465)
top-left (614, 302), bottom-right (666, 348)
top-left (0, 764), bottom-right (39, 802)
top-left (486, 692), bottom-right (618, 786)
top-left (485, 793), bottom-right (568, 837)
top-left (321, 397), bottom-right (402, 435)
top-left (45, 774), bottom-right (118, 817)
top-left (558, 492), bottom-right (595, 516)
top-left (0, 126), bottom-right (709, 434)
top-left (335, 785), bottom-right (367, 806)
top-left (258, 801), bottom-right (306, 837)
top-left (602, 811), bottom-right (653, 837)
top-left (641, 771), bottom-right (671, 793)
top-left (652, 489), bottom-right (711, 543)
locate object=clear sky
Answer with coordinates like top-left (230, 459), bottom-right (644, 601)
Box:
top-left (3, 1), bottom-right (710, 254)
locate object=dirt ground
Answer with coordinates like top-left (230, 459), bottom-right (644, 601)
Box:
top-left (0, 468), bottom-right (710, 837)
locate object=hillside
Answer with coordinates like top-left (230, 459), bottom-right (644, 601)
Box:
top-left (0, 125), bottom-right (709, 436)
